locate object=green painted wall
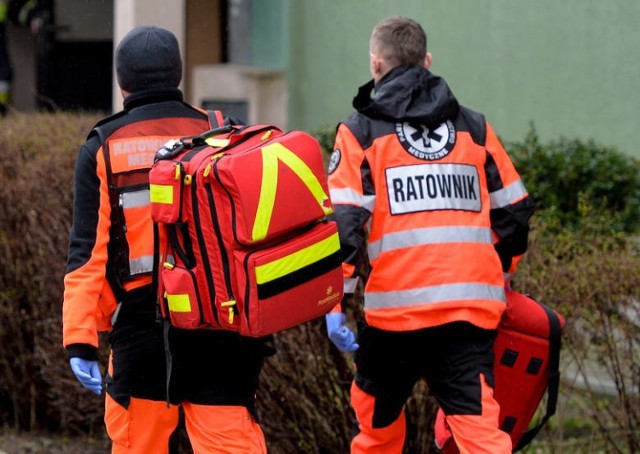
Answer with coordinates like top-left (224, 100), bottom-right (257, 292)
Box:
top-left (287, 0), bottom-right (640, 157)
top-left (252, 0), bottom-right (288, 69)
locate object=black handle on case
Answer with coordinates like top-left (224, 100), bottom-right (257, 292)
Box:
top-left (190, 125), bottom-right (234, 147)
top-left (154, 125), bottom-right (235, 161)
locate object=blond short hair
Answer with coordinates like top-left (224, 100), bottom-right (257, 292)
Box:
top-left (370, 16), bottom-right (427, 67)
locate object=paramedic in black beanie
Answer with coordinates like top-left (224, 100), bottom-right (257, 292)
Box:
top-left (62, 25), bottom-right (273, 454)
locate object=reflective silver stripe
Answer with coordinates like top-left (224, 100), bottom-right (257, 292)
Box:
top-left (129, 255), bottom-right (154, 275)
top-left (364, 283), bottom-right (506, 310)
top-left (329, 188), bottom-right (376, 212)
top-left (120, 189), bottom-right (150, 209)
top-left (368, 226), bottom-right (493, 261)
top-left (344, 277), bottom-right (359, 294)
top-left (490, 179), bottom-right (527, 209)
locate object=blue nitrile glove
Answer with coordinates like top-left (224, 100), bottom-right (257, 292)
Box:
top-left (326, 312), bottom-right (359, 352)
top-left (69, 357), bottom-right (103, 395)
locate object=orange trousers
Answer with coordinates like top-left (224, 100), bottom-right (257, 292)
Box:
top-left (105, 394), bottom-right (267, 454)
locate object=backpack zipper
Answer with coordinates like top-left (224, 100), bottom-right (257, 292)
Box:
top-left (185, 267), bottom-right (206, 326)
top-left (242, 252), bottom-right (255, 323)
top-left (190, 178), bottom-right (220, 326)
top-left (212, 161), bottom-right (242, 245)
top-left (204, 182), bottom-right (238, 323)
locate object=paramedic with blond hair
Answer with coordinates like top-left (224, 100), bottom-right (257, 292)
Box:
top-left (325, 16), bottom-right (535, 453)
top-left (62, 25), bottom-right (272, 454)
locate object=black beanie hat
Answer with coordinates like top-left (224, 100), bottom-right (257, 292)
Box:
top-left (115, 25), bottom-right (182, 93)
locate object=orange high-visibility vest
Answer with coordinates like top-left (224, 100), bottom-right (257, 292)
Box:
top-left (63, 106), bottom-right (210, 349)
top-left (328, 110), bottom-right (532, 332)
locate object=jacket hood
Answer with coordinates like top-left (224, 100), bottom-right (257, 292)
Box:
top-left (352, 65), bottom-right (460, 127)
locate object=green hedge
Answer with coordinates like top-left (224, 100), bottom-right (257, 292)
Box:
top-left (508, 127), bottom-right (640, 234)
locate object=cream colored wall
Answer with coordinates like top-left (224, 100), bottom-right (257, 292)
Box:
top-left (191, 64), bottom-right (287, 127)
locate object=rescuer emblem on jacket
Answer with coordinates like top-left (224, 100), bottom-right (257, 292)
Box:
top-left (327, 149), bottom-right (341, 174)
top-left (395, 120), bottom-right (455, 161)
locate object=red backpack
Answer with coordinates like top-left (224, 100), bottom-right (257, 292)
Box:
top-left (434, 289), bottom-right (565, 452)
top-left (148, 115), bottom-right (343, 337)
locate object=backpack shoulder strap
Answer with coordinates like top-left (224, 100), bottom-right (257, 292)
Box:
top-left (191, 106), bottom-right (225, 128)
top-left (208, 110), bottom-right (225, 128)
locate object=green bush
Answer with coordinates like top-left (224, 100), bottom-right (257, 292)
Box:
top-left (507, 126), bottom-right (640, 234)
top-left (312, 125), bottom-right (337, 156)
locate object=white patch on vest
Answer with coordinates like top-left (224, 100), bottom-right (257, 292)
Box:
top-left (111, 138), bottom-right (167, 155)
top-left (385, 163), bottom-right (481, 214)
top-left (110, 137), bottom-right (169, 170)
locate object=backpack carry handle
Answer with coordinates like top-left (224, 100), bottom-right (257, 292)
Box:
top-left (154, 125), bottom-right (235, 161)
top-left (190, 125), bottom-right (235, 147)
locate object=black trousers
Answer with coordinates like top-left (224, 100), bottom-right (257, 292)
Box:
top-left (106, 295), bottom-right (275, 418)
top-left (353, 321), bottom-right (496, 428)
